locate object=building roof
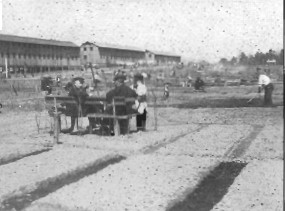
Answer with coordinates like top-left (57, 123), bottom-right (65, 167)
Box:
top-left (83, 41), bottom-right (145, 52)
top-left (0, 34), bottom-right (79, 47)
top-left (146, 50), bottom-right (180, 58)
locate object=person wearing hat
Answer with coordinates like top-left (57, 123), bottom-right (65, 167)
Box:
top-left (61, 77), bottom-right (89, 134)
top-left (257, 68), bottom-right (274, 107)
top-left (132, 73), bottom-right (147, 131)
top-left (105, 74), bottom-right (137, 135)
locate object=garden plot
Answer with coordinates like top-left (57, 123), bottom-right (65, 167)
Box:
top-left (156, 124), bottom-right (253, 158)
top-left (0, 110), bottom-right (52, 144)
top-left (241, 124), bottom-right (283, 161)
top-left (0, 147), bottom-right (118, 207)
top-left (212, 160), bottom-right (283, 211)
top-left (56, 124), bottom-right (200, 154)
top-left (26, 155), bottom-right (217, 211)
top-left (0, 144), bottom-right (49, 165)
top-left (157, 107), bottom-right (282, 126)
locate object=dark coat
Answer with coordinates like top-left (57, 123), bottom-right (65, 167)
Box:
top-left (106, 84), bottom-right (137, 115)
top-left (64, 86), bottom-right (89, 117)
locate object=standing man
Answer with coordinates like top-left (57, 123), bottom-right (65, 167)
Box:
top-left (61, 77), bottom-right (89, 133)
top-left (258, 68), bottom-right (274, 107)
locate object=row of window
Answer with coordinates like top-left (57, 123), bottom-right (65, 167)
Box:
top-left (100, 55), bottom-right (144, 60)
top-left (83, 47), bottom-right (93, 51)
top-left (0, 53), bottom-right (79, 60)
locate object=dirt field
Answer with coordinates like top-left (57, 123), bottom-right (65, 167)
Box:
top-left (0, 90), bottom-right (283, 211)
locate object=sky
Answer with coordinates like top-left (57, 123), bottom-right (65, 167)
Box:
top-left (0, 0), bottom-right (283, 62)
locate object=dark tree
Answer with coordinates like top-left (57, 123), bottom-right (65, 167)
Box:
top-left (219, 58), bottom-right (229, 65)
top-left (230, 56), bottom-right (237, 65)
top-left (238, 52), bottom-right (248, 65)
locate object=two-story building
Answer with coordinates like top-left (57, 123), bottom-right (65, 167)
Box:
top-left (0, 34), bottom-right (80, 76)
top-left (145, 50), bottom-right (181, 65)
top-left (80, 42), bottom-right (146, 67)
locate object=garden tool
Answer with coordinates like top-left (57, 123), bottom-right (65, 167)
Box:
top-left (247, 93), bottom-right (261, 104)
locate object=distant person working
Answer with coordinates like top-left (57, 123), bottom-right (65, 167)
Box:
top-left (257, 68), bottom-right (274, 107)
top-left (194, 77), bottom-right (205, 92)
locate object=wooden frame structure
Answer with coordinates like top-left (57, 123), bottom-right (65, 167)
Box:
top-left (45, 95), bottom-right (138, 143)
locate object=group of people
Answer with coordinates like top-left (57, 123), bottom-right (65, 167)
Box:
top-left (52, 66), bottom-right (274, 136)
top-left (57, 72), bottom-right (148, 135)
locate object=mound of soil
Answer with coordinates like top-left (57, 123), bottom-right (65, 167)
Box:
top-left (156, 98), bottom-right (275, 109)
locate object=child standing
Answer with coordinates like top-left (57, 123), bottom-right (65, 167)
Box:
top-left (133, 74), bottom-right (147, 131)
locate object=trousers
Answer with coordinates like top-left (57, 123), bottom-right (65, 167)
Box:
top-left (264, 83), bottom-right (274, 106)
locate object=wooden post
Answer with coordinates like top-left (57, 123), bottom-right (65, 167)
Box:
top-left (112, 98), bottom-right (120, 136)
top-left (151, 89), bottom-right (158, 131)
top-left (127, 116), bottom-right (131, 134)
top-left (53, 97), bottom-right (59, 144)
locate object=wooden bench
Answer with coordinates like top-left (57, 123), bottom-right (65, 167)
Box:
top-left (45, 95), bottom-right (138, 142)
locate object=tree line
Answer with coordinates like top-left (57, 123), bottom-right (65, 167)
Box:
top-left (219, 49), bottom-right (284, 66)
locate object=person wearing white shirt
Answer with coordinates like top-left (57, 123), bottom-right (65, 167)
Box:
top-left (257, 68), bottom-right (274, 107)
top-left (132, 74), bottom-right (147, 131)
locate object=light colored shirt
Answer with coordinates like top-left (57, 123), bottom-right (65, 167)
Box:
top-left (258, 74), bottom-right (271, 86)
top-left (136, 83), bottom-right (147, 96)
top-left (132, 82), bottom-right (147, 114)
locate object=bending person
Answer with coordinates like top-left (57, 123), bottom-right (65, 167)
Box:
top-left (257, 68), bottom-right (274, 107)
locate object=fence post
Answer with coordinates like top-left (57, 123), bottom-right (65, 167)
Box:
top-left (53, 97), bottom-right (59, 144)
top-left (113, 98), bottom-right (120, 136)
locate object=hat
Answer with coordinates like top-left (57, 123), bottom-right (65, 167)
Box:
top-left (113, 74), bottom-right (126, 83)
top-left (64, 82), bottom-right (73, 90)
top-left (73, 77), bottom-right (85, 84)
top-left (134, 73), bottom-right (144, 81)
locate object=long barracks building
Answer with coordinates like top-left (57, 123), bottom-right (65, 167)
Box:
top-left (81, 41), bottom-right (181, 67)
top-left (0, 34), bottom-right (181, 76)
top-left (0, 34), bottom-right (80, 75)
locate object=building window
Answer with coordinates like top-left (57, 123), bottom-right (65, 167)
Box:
top-left (84, 55), bottom-right (87, 60)
top-left (84, 47), bottom-right (87, 51)
top-left (90, 47), bottom-right (93, 51)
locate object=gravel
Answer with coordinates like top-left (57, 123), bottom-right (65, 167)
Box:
top-left (241, 124), bottom-right (283, 161)
top-left (56, 124), bottom-right (200, 155)
top-left (212, 160), bottom-right (283, 211)
top-left (27, 155), bottom-right (218, 211)
top-left (156, 124), bottom-right (253, 158)
top-left (0, 144), bottom-right (49, 165)
top-left (0, 147), bottom-right (115, 204)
